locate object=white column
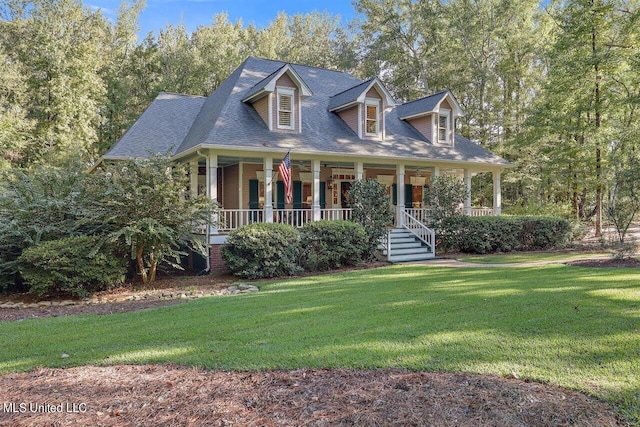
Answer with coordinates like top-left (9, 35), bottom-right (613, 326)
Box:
top-left (396, 164), bottom-right (405, 226)
top-left (355, 161), bottom-right (364, 181)
top-left (312, 159), bottom-right (321, 221)
top-left (432, 166), bottom-right (440, 178)
top-left (464, 169), bottom-right (472, 216)
top-left (206, 153), bottom-right (219, 234)
top-left (264, 156), bottom-right (273, 223)
top-left (190, 161), bottom-right (198, 199)
top-left (493, 170), bottom-right (502, 216)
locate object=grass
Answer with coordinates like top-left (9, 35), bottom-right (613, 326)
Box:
top-left (1, 264), bottom-right (639, 423)
top-left (458, 252), bottom-right (610, 264)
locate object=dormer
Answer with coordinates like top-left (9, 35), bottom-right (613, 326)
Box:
top-left (242, 64), bottom-right (313, 133)
top-left (395, 90), bottom-right (464, 146)
top-left (328, 78), bottom-right (396, 140)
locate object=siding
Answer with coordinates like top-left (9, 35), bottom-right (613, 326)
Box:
top-left (253, 96), bottom-right (270, 128)
top-left (440, 98), bottom-right (452, 110)
top-left (337, 106), bottom-right (359, 135)
top-left (408, 115), bottom-right (433, 141)
top-left (223, 164), bottom-right (239, 209)
top-left (366, 87), bottom-right (382, 99)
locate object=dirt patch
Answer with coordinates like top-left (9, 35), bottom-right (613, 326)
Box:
top-left (566, 258), bottom-right (640, 268)
top-left (0, 365), bottom-right (622, 426)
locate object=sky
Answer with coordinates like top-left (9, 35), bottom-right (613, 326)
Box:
top-left (88, 0), bottom-right (357, 38)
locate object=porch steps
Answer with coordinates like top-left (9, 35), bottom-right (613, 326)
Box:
top-left (379, 228), bottom-right (435, 263)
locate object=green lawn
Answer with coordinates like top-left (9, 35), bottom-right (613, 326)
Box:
top-left (1, 264), bottom-right (639, 423)
top-left (458, 252), bottom-right (610, 264)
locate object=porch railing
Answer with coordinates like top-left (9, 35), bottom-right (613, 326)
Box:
top-left (399, 210), bottom-right (435, 256)
top-left (273, 209), bottom-right (313, 228)
top-left (216, 206), bottom-right (492, 233)
top-left (470, 208), bottom-right (494, 216)
top-left (320, 208), bottom-right (352, 221)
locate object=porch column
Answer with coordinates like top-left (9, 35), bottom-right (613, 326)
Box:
top-left (264, 156), bottom-right (274, 223)
top-left (493, 170), bottom-right (502, 216)
top-left (190, 161), bottom-right (198, 199)
top-left (464, 169), bottom-right (472, 216)
top-left (396, 164), bottom-right (405, 226)
top-left (355, 161), bottom-right (364, 181)
top-left (432, 166), bottom-right (440, 178)
top-left (206, 153), bottom-right (219, 234)
top-left (312, 159), bottom-right (321, 221)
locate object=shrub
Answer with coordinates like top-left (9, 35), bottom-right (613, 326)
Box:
top-left (299, 220), bottom-right (368, 271)
top-left (441, 216), bottom-right (572, 254)
top-left (18, 235), bottom-right (127, 298)
top-left (221, 223), bottom-right (302, 279)
top-left (347, 179), bottom-right (394, 259)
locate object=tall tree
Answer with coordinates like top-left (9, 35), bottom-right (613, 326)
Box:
top-left (1, 0), bottom-right (110, 163)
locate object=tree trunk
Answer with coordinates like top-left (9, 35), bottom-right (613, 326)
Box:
top-left (592, 1), bottom-right (603, 237)
top-left (149, 252), bottom-right (157, 283)
top-left (136, 246), bottom-right (148, 283)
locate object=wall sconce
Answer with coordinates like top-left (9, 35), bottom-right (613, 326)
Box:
top-left (326, 176), bottom-right (334, 190)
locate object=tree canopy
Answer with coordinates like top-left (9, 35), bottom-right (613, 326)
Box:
top-left (0, 0), bottom-right (638, 224)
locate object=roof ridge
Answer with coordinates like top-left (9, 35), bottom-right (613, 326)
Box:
top-left (158, 91), bottom-right (206, 99)
top-left (328, 77), bottom-right (372, 98)
top-left (247, 55), bottom-right (355, 76)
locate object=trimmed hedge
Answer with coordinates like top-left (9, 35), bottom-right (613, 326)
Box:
top-left (221, 223), bottom-right (302, 279)
top-left (299, 220), bottom-right (368, 271)
top-left (439, 216), bottom-right (572, 254)
top-left (18, 235), bottom-right (127, 297)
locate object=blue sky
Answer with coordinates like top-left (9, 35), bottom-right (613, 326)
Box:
top-left (88, 0), bottom-right (357, 38)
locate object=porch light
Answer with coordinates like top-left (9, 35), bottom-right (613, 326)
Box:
top-left (327, 176), bottom-right (334, 189)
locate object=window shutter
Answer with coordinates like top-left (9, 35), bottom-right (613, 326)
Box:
top-left (293, 181), bottom-right (303, 209)
top-left (276, 181), bottom-right (285, 209)
top-left (249, 179), bottom-right (259, 209)
top-left (278, 94), bottom-right (292, 128)
top-left (319, 182), bottom-right (326, 209)
top-left (392, 183), bottom-right (397, 206)
top-left (405, 184), bottom-right (413, 206)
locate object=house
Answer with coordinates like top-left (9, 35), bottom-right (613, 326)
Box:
top-left (100, 56), bottom-right (510, 264)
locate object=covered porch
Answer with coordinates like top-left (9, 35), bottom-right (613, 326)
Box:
top-left (187, 150), bottom-right (504, 236)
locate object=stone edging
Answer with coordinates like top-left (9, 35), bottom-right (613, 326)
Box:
top-left (0, 284), bottom-right (259, 310)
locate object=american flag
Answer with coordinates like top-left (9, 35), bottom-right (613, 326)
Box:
top-left (279, 152), bottom-right (292, 204)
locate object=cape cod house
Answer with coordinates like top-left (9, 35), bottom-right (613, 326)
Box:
top-left (99, 57), bottom-right (510, 264)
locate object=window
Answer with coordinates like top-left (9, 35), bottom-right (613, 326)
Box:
top-left (365, 100), bottom-right (379, 136)
top-left (277, 88), bottom-right (294, 130)
top-left (438, 112), bottom-right (449, 143)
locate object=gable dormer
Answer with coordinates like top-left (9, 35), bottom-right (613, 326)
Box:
top-left (395, 90), bottom-right (464, 146)
top-left (242, 64), bottom-right (313, 133)
top-left (328, 78), bottom-right (396, 140)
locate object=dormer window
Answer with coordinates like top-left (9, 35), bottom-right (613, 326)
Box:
top-left (277, 88), bottom-right (294, 130)
top-left (365, 100), bottom-right (380, 136)
top-left (438, 110), bottom-right (450, 143)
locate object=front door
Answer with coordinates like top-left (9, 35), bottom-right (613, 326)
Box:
top-left (340, 181), bottom-right (352, 208)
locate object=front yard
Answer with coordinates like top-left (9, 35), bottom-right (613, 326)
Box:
top-left (0, 263), bottom-right (638, 424)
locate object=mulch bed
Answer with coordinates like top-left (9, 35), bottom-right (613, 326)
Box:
top-left (0, 365), bottom-right (622, 426)
top-left (567, 258), bottom-right (640, 268)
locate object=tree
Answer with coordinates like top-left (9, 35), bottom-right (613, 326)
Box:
top-left (1, 0), bottom-right (110, 163)
top-left (90, 155), bottom-right (217, 283)
top-left (347, 179), bottom-right (394, 258)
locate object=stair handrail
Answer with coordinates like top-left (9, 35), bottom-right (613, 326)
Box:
top-left (400, 210), bottom-right (436, 257)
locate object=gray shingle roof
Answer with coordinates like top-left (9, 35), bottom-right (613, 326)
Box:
top-left (104, 92), bottom-right (205, 158)
top-left (327, 78), bottom-right (375, 111)
top-left (394, 90), bottom-right (449, 119)
top-left (105, 57), bottom-right (510, 167)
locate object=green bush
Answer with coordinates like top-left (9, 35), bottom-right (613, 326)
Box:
top-left (299, 220), bottom-right (368, 271)
top-left (18, 235), bottom-right (127, 298)
top-left (221, 223), bottom-right (302, 279)
top-left (439, 216), bottom-right (572, 254)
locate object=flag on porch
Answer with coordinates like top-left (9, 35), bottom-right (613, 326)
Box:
top-left (279, 152), bottom-right (292, 204)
